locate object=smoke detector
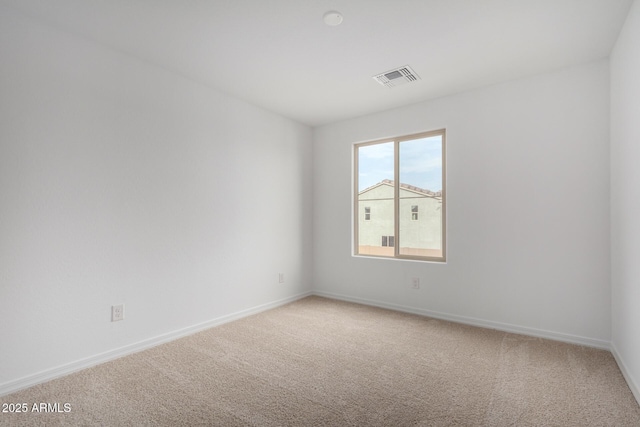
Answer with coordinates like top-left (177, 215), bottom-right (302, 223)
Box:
top-left (323, 11), bottom-right (343, 26)
top-left (373, 65), bottom-right (420, 88)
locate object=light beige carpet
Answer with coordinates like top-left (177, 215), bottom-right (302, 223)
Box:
top-left (2, 296), bottom-right (639, 426)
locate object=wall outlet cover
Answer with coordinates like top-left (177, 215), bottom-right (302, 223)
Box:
top-left (111, 304), bottom-right (124, 322)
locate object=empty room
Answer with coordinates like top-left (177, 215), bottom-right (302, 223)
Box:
top-left (1, 0), bottom-right (639, 425)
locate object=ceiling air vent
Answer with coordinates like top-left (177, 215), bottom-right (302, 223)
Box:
top-left (373, 65), bottom-right (420, 88)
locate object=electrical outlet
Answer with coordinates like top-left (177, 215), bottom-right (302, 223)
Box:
top-left (279, 273), bottom-right (284, 284)
top-left (411, 277), bottom-right (420, 290)
top-left (111, 304), bottom-right (124, 322)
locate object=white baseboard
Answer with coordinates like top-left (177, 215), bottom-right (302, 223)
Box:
top-left (312, 290), bottom-right (611, 350)
top-left (611, 343), bottom-right (640, 406)
top-left (0, 291), bottom-right (312, 397)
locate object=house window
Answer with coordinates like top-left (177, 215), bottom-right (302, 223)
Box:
top-left (354, 129), bottom-right (446, 262)
top-left (381, 236), bottom-right (395, 247)
top-left (411, 205), bottom-right (419, 220)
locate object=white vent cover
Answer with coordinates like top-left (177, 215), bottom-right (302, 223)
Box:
top-left (372, 65), bottom-right (420, 88)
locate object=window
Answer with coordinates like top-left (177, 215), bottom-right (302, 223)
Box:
top-left (354, 129), bottom-right (446, 261)
top-left (381, 235), bottom-right (395, 247)
top-left (411, 205), bottom-right (419, 221)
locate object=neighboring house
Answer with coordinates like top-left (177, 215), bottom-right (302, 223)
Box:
top-left (357, 179), bottom-right (442, 257)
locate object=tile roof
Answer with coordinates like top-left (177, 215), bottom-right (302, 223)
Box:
top-left (359, 179), bottom-right (442, 198)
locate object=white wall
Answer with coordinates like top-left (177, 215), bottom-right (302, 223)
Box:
top-left (0, 7), bottom-right (312, 393)
top-left (611, 0), bottom-right (640, 402)
top-left (313, 61), bottom-right (611, 347)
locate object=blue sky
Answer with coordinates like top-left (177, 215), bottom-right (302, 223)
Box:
top-left (357, 136), bottom-right (442, 192)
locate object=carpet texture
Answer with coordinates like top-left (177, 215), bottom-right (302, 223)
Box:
top-left (2, 296), bottom-right (639, 426)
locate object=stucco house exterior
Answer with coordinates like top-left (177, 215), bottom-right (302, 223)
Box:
top-left (357, 179), bottom-right (443, 257)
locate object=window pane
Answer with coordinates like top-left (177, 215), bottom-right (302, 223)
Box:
top-left (411, 205), bottom-right (419, 220)
top-left (354, 130), bottom-right (445, 262)
top-left (357, 142), bottom-right (394, 256)
top-left (398, 135), bottom-right (443, 258)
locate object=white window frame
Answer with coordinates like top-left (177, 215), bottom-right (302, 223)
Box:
top-left (354, 129), bottom-right (446, 262)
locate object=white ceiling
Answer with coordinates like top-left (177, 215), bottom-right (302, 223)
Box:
top-left (1, 0), bottom-right (633, 127)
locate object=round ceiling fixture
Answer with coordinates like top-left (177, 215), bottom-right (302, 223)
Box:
top-left (323, 11), bottom-right (343, 26)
